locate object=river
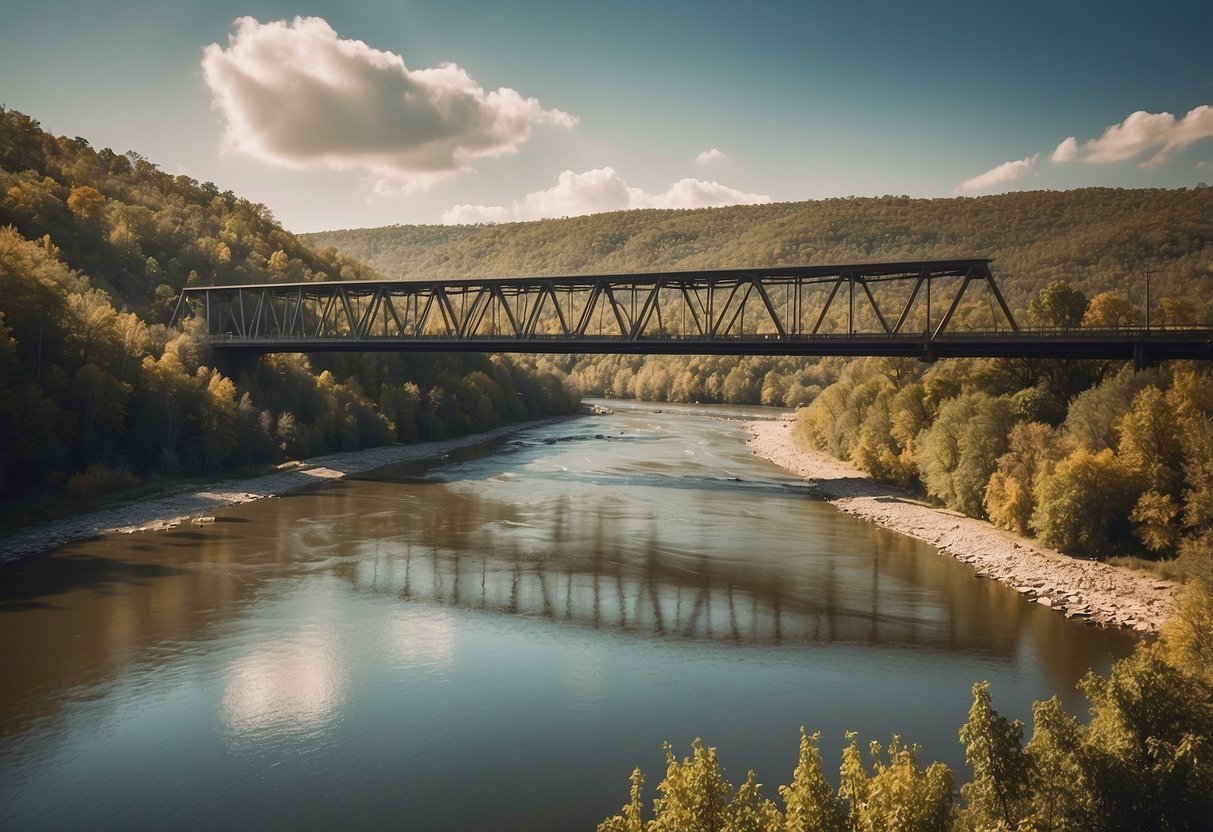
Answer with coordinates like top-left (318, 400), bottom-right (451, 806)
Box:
top-left (0, 404), bottom-right (1134, 830)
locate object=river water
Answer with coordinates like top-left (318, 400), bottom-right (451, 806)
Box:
top-left (0, 404), bottom-right (1133, 830)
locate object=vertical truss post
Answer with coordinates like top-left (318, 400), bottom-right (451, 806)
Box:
top-left (926, 272), bottom-right (932, 336)
top-left (847, 271), bottom-right (855, 335)
top-left (338, 287), bottom-right (360, 340)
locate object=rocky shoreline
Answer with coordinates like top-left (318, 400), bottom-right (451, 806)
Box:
top-left (0, 419), bottom-right (562, 562)
top-left (746, 419), bottom-right (1177, 633)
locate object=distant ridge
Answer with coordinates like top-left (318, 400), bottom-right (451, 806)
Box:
top-left (304, 187), bottom-right (1213, 313)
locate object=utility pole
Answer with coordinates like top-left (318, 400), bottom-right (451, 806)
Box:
top-left (1145, 270), bottom-right (1154, 330)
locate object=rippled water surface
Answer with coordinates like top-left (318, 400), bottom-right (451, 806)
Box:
top-left (0, 404), bottom-right (1134, 830)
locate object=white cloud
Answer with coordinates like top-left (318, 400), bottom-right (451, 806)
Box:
top-left (633, 177), bottom-right (766, 209)
top-left (201, 16), bottom-right (577, 188)
top-left (695, 148), bottom-right (728, 166)
top-left (1053, 105), bottom-right (1213, 168)
top-left (442, 167), bottom-right (771, 224)
top-left (954, 154), bottom-right (1038, 194)
top-left (442, 204), bottom-right (514, 224)
top-left (1051, 136), bottom-right (1078, 163)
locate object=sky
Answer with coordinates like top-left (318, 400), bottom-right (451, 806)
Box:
top-left (1, 0), bottom-right (1211, 233)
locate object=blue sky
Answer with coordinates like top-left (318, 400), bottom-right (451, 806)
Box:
top-left (2, 0), bottom-right (1210, 232)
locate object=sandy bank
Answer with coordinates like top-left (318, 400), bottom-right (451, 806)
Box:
top-left (1, 419), bottom-right (563, 562)
top-left (746, 420), bottom-right (1177, 633)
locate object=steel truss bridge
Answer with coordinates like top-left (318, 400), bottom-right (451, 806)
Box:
top-left (170, 259), bottom-right (1213, 363)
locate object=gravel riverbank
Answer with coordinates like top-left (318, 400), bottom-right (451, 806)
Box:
top-left (746, 419), bottom-right (1177, 633)
top-left (0, 419), bottom-right (563, 562)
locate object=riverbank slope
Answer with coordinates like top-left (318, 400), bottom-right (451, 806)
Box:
top-left (746, 419), bottom-right (1176, 633)
top-left (0, 419), bottom-right (563, 562)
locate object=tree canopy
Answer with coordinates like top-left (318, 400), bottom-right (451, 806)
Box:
top-left (0, 108), bottom-right (577, 524)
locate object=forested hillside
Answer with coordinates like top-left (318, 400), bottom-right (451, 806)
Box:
top-left (0, 108), bottom-right (577, 525)
top-left (305, 188), bottom-right (1213, 316)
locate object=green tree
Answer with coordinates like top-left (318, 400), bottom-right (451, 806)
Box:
top-left (597, 769), bottom-right (646, 832)
top-left (1031, 448), bottom-right (1140, 556)
top-left (648, 739), bottom-right (734, 832)
top-left (727, 771), bottom-right (783, 832)
top-left (66, 184), bottom-right (105, 224)
top-left (1022, 697), bottom-right (1091, 832)
top-left (1028, 280), bottom-right (1088, 328)
top-left (1062, 365), bottom-right (1159, 453)
top-left (984, 421), bottom-right (1063, 535)
top-left (1130, 490), bottom-right (1182, 554)
top-left (839, 733), bottom-right (953, 832)
top-left (1160, 581), bottom-right (1213, 685)
top-left (1116, 385), bottom-right (1184, 497)
top-left (1082, 291), bottom-right (1142, 328)
top-left (917, 392), bottom-right (1016, 517)
top-left (779, 729), bottom-right (845, 832)
top-left (958, 682), bottom-right (1029, 830)
top-left (1080, 645), bottom-right (1213, 832)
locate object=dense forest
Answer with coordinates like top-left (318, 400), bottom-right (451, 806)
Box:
top-left (597, 582), bottom-right (1213, 832)
top-left (795, 349), bottom-right (1213, 572)
top-left (305, 188), bottom-right (1213, 315)
top-left (0, 108), bottom-right (578, 525)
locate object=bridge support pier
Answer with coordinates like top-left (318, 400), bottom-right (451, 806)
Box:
top-left (1133, 340), bottom-right (1153, 371)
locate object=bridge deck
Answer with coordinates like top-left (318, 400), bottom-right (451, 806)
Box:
top-left (202, 330), bottom-right (1212, 362)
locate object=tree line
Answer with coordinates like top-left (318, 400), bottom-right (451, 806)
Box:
top-left (794, 280), bottom-right (1213, 570)
top-left (307, 187), bottom-right (1212, 326)
top-left (0, 108), bottom-right (577, 526)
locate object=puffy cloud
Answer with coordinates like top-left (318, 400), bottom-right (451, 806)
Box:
top-left (201, 16), bottom-right (577, 188)
top-left (513, 167), bottom-right (634, 217)
top-left (442, 167), bottom-right (771, 224)
top-left (1053, 106), bottom-right (1213, 168)
top-left (442, 204), bottom-right (513, 225)
top-left (954, 154), bottom-right (1038, 194)
top-left (1050, 136), bottom-right (1078, 163)
top-left (695, 148), bottom-right (728, 165)
top-left (634, 177), bottom-right (767, 209)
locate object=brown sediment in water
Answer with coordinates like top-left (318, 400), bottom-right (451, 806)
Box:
top-left (746, 419), bottom-right (1176, 633)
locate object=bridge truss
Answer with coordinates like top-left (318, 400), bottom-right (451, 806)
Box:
top-left (170, 259), bottom-right (1213, 362)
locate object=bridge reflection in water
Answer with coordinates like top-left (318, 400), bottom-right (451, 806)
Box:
top-left (350, 541), bottom-right (931, 647)
top-left (321, 466), bottom-right (1035, 654)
